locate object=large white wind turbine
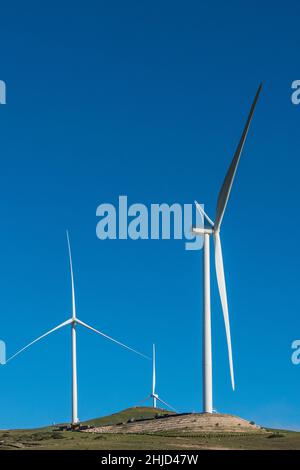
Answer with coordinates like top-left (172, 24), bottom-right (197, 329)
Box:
top-left (136, 344), bottom-right (177, 412)
top-left (193, 84), bottom-right (262, 413)
top-left (6, 232), bottom-right (148, 426)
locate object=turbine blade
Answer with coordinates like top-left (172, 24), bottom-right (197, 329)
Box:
top-left (6, 319), bottom-right (72, 363)
top-left (76, 319), bottom-right (150, 359)
top-left (156, 397), bottom-right (178, 413)
top-left (215, 84), bottom-right (262, 230)
top-left (134, 396), bottom-right (152, 407)
top-left (214, 232), bottom-right (235, 390)
top-left (194, 201), bottom-right (214, 227)
top-left (66, 231), bottom-right (76, 320)
top-left (152, 344), bottom-right (156, 395)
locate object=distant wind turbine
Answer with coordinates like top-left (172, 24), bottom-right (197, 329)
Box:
top-left (136, 344), bottom-right (177, 412)
top-left (6, 231), bottom-right (148, 426)
top-left (193, 84), bottom-right (262, 413)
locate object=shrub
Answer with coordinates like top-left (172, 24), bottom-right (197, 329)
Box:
top-left (51, 432), bottom-right (65, 440)
top-left (267, 433), bottom-right (285, 439)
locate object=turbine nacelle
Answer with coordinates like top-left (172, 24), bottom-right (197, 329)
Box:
top-left (192, 227), bottom-right (214, 236)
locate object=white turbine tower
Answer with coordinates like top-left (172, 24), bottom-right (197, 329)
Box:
top-left (152, 344), bottom-right (157, 408)
top-left (137, 344), bottom-right (177, 412)
top-left (6, 231), bottom-right (148, 426)
top-left (193, 84), bottom-right (262, 413)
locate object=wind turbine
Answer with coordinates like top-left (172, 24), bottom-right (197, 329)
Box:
top-left (6, 231), bottom-right (148, 426)
top-left (136, 344), bottom-right (177, 412)
top-left (193, 84), bottom-right (262, 413)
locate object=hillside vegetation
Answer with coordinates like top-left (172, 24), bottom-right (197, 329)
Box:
top-left (0, 407), bottom-right (300, 450)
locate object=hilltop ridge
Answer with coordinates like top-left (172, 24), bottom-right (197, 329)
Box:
top-left (83, 407), bottom-right (264, 435)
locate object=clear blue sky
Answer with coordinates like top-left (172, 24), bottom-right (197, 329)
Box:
top-left (0, 0), bottom-right (299, 430)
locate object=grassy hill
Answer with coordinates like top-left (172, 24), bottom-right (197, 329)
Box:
top-left (83, 410), bottom-right (264, 435)
top-left (0, 407), bottom-right (300, 450)
top-left (82, 406), bottom-right (174, 427)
